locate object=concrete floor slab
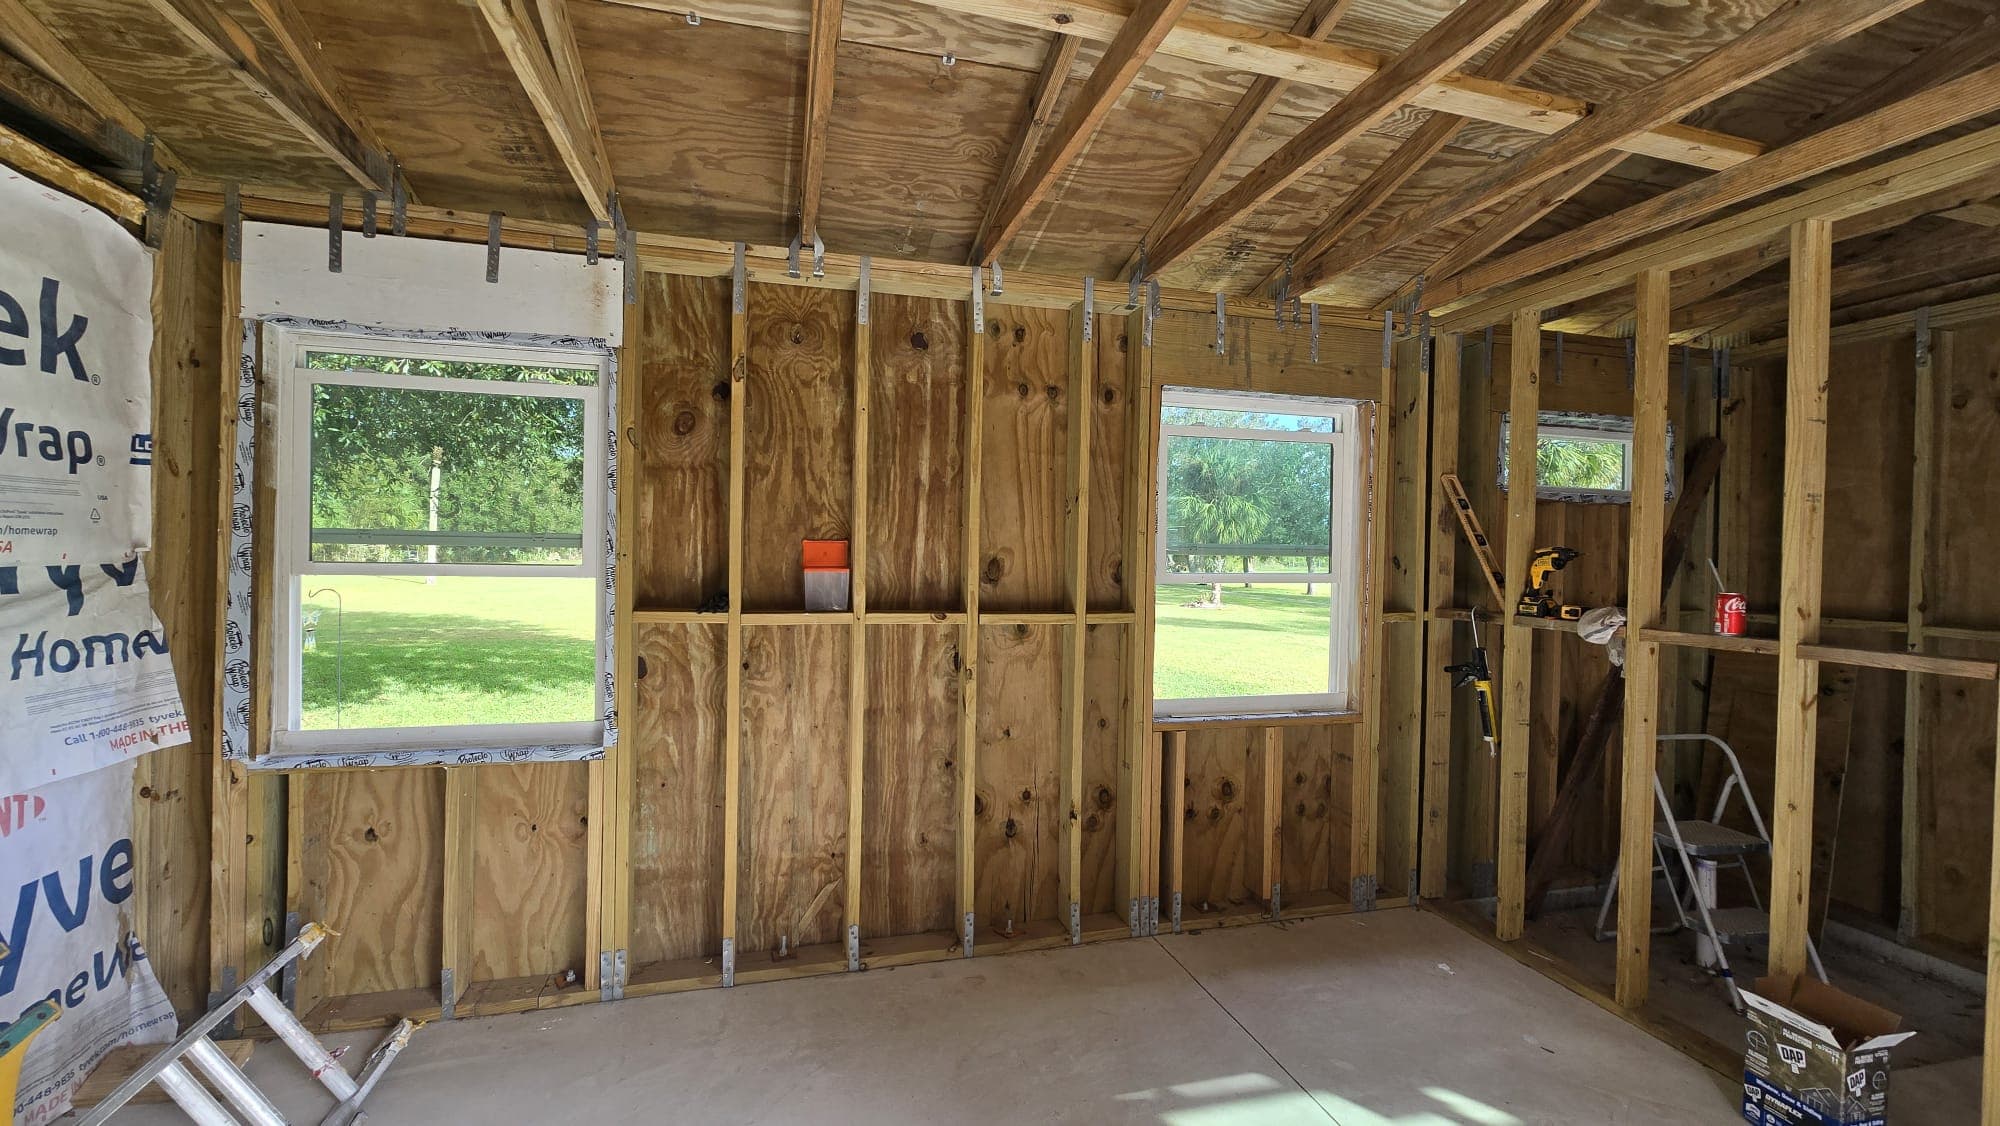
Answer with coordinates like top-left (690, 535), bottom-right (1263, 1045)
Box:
top-left (106, 909), bottom-right (1743, 1125)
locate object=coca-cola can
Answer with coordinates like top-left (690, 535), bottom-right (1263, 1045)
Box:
top-left (1714, 592), bottom-right (1746, 636)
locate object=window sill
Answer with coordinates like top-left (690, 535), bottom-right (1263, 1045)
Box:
top-left (1150, 710), bottom-right (1361, 732)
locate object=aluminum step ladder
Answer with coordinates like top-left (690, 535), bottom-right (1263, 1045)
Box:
top-left (75, 923), bottom-right (421, 1126)
top-left (1594, 733), bottom-right (1828, 1011)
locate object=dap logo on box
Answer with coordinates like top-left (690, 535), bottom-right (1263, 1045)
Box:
top-left (1776, 1043), bottom-right (1809, 1074)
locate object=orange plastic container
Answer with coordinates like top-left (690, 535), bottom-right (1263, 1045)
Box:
top-left (803, 539), bottom-right (851, 611)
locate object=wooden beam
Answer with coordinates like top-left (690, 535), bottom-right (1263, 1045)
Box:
top-left (473, 0), bottom-right (613, 220)
top-left (1983, 685), bottom-right (2000, 1126)
top-left (1768, 219), bottom-right (1831, 983)
top-left (1425, 63), bottom-right (2000, 319)
top-left (1419, 334), bottom-right (1461, 900)
top-left (1615, 269), bottom-right (1670, 1008)
top-left (1435, 114), bottom-right (2000, 335)
top-left (722, 249), bottom-right (748, 978)
top-left (1059, 293), bottom-right (1095, 930)
top-left (798, 0), bottom-right (843, 241)
top-left (895, 0), bottom-right (1759, 172)
top-left (1899, 320), bottom-right (1939, 941)
top-left (1147, 0), bottom-right (1544, 273)
top-left (1353, 321), bottom-right (1395, 907)
top-left (441, 767), bottom-right (478, 1014)
top-left (1264, 0), bottom-right (1599, 297)
top-left (972, 33), bottom-right (1080, 265)
top-left (957, 270), bottom-right (987, 947)
top-left (0, 119), bottom-right (142, 223)
top-left (1118, 311), bottom-right (1157, 928)
top-left (141, 0), bottom-right (391, 189)
top-left (844, 262), bottom-right (869, 952)
top-left (1127, 0), bottom-right (1353, 278)
top-left (1302, 0), bottom-right (1927, 299)
top-left (975, 0), bottom-right (1196, 266)
top-left (1496, 309), bottom-right (1540, 941)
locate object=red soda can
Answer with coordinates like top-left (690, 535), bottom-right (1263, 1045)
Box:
top-left (1714, 592), bottom-right (1746, 636)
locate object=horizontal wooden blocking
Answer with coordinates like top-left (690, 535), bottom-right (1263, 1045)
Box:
top-left (294, 769), bottom-right (444, 1003)
top-left (868, 293), bottom-right (967, 613)
top-left (739, 624), bottom-right (851, 954)
top-left (862, 623), bottom-right (960, 938)
top-left (981, 304), bottom-right (1072, 612)
top-left (974, 623), bottom-right (1064, 932)
top-left (632, 271), bottom-right (731, 609)
top-left (630, 622), bottom-right (727, 967)
top-left (743, 284), bottom-right (854, 611)
top-left (471, 763), bottom-right (589, 982)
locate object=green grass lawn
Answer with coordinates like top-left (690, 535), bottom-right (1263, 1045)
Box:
top-left (300, 575), bottom-right (596, 730)
top-left (1152, 582), bottom-right (1333, 702)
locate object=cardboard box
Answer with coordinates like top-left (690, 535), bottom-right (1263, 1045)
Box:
top-left (1740, 974), bottom-right (1914, 1125)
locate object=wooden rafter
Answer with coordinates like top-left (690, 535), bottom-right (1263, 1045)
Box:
top-left (140, 0), bottom-right (392, 189)
top-left (797, 0), bottom-right (843, 242)
top-left (971, 31), bottom-right (1080, 264)
top-left (1125, 0), bottom-right (1354, 279)
top-left (1417, 62), bottom-right (2000, 316)
top-left (1813, 8), bottom-right (2000, 134)
top-left (892, 0), bottom-right (1761, 172)
top-left (1298, 0), bottom-right (1927, 299)
top-left (1147, 0), bottom-right (1545, 275)
top-left (475, 0), bottom-right (614, 221)
top-left (975, 0), bottom-right (1195, 265)
top-left (1409, 150), bottom-right (1626, 298)
top-left (1434, 117), bottom-right (2000, 333)
top-left (1261, 0), bottom-right (1599, 297)
top-left (0, 0), bottom-right (174, 165)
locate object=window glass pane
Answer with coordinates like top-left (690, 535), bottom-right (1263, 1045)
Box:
top-left (1162, 435), bottom-right (1331, 570)
top-left (300, 576), bottom-right (595, 730)
top-left (1161, 405), bottom-right (1334, 432)
top-left (309, 382), bottom-right (586, 565)
top-left (1537, 433), bottom-right (1628, 490)
top-left (1153, 582), bottom-right (1333, 701)
top-left (305, 350), bottom-right (597, 386)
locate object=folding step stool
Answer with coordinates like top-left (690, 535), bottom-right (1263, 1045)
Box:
top-left (75, 922), bottom-right (421, 1126)
top-left (1594, 733), bottom-right (1828, 1011)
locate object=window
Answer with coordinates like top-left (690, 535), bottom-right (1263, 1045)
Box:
top-left (1152, 389), bottom-right (1362, 718)
top-left (1498, 411), bottom-right (1674, 504)
top-left (273, 332), bottom-right (606, 754)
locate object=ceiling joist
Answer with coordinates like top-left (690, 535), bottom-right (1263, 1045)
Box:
top-left (1124, 0), bottom-right (1355, 279)
top-left (974, 0), bottom-right (1196, 266)
top-left (0, 0), bottom-right (173, 166)
top-left (475, 0), bottom-right (614, 222)
top-left (1147, 0), bottom-right (1546, 275)
top-left (1261, 0), bottom-right (1600, 297)
top-left (797, 0), bottom-right (843, 242)
top-left (141, 0), bottom-right (392, 190)
top-left (1298, 0), bottom-right (1929, 300)
top-left (971, 31), bottom-right (1080, 264)
top-left (900, 0), bottom-right (1761, 172)
top-left (1419, 62), bottom-right (2000, 316)
top-left (1434, 117), bottom-right (2000, 333)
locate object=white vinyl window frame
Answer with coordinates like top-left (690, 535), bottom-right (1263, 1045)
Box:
top-left (1152, 387), bottom-right (1363, 719)
top-left (268, 327), bottom-right (607, 756)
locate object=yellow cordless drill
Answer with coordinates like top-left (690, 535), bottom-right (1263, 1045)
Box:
top-left (1517, 546), bottom-right (1584, 621)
